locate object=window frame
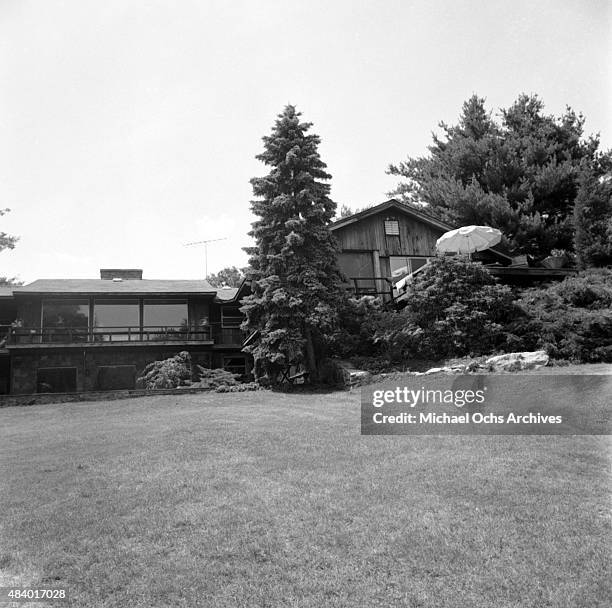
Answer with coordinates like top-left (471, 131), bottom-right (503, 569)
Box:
top-left (143, 298), bottom-right (189, 329)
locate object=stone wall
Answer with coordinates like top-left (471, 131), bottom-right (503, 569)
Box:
top-left (9, 344), bottom-right (237, 395)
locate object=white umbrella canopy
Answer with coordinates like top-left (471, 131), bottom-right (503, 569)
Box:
top-left (436, 225), bottom-right (502, 254)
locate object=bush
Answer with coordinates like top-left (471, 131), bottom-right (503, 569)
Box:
top-left (348, 355), bottom-right (397, 374)
top-left (326, 296), bottom-right (385, 358)
top-left (317, 358), bottom-right (347, 385)
top-left (375, 256), bottom-right (521, 360)
top-left (137, 351), bottom-right (192, 389)
top-left (193, 367), bottom-right (241, 389)
top-left (513, 269), bottom-right (612, 362)
top-left (215, 382), bottom-right (262, 393)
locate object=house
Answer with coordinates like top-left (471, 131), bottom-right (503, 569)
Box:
top-left (330, 199), bottom-right (513, 299)
top-left (330, 199), bottom-right (574, 298)
top-left (0, 269), bottom-right (251, 395)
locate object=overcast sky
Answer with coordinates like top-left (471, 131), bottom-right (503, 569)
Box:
top-left (1, 0), bottom-right (610, 283)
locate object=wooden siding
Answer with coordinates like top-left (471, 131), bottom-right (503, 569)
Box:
top-left (333, 210), bottom-right (442, 257)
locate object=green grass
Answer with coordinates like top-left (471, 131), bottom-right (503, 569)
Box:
top-left (0, 377), bottom-right (610, 607)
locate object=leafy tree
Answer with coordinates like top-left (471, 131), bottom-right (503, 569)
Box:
top-left (1, 209), bottom-right (20, 286)
top-left (574, 173), bottom-right (612, 269)
top-left (207, 266), bottom-right (247, 288)
top-left (241, 105), bottom-right (345, 383)
top-left (1, 208), bottom-right (18, 253)
top-left (388, 94), bottom-right (612, 259)
top-left (0, 277), bottom-right (22, 287)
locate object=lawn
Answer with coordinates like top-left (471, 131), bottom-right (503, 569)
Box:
top-left (0, 373), bottom-right (610, 607)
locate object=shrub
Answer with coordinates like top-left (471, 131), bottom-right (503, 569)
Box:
top-left (326, 296), bottom-right (384, 358)
top-left (137, 351), bottom-right (192, 389)
top-left (348, 355), bottom-right (397, 374)
top-left (215, 382), bottom-right (262, 393)
top-left (375, 256), bottom-right (521, 360)
top-left (194, 367), bottom-right (241, 389)
top-left (317, 358), bottom-right (347, 385)
top-left (513, 269), bottom-right (612, 362)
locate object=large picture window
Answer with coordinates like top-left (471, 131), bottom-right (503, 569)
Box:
top-left (42, 299), bottom-right (89, 343)
top-left (143, 299), bottom-right (188, 328)
top-left (94, 299), bottom-right (139, 341)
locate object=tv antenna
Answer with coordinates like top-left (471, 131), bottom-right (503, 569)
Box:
top-left (184, 237), bottom-right (227, 278)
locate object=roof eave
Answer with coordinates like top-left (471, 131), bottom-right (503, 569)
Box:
top-left (12, 291), bottom-right (218, 297)
top-left (331, 199), bottom-right (453, 233)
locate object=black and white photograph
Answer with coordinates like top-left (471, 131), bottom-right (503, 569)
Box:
top-left (0, 1), bottom-right (610, 606)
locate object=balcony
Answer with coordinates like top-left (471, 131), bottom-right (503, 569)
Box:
top-left (8, 325), bottom-right (212, 346)
top-left (6, 322), bottom-right (245, 348)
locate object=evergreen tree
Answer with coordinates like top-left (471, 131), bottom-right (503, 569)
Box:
top-left (241, 105), bottom-right (345, 383)
top-left (388, 94), bottom-right (612, 259)
top-left (574, 173), bottom-right (612, 269)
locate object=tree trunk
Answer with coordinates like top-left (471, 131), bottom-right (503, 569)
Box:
top-left (304, 326), bottom-right (318, 383)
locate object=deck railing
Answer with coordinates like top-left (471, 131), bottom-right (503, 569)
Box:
top-left (8, 325), bottom-right (213, 345)
top-left (7, 322), bottom-right (248, 347)
top-left (349, 277), bottom-right (395, 300)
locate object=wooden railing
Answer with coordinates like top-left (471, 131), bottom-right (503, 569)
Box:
top-left (7, 323), bottom-right (248, 347)
top-left (349, 277), bottom-right (395, 300)
top-left (8, 325), bottom-right (213, 345)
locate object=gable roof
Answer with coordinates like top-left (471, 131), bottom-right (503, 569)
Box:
top-left (13, 279), bottom-right (218, 296)
top-left (331, 199), bottom-right (513, 262)
top-left (331, 198), bottom-right (454, 233)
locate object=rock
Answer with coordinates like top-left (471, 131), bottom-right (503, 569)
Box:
top-left (347, 370), bottom-right (372, 386)
top-left (485, 351), bottom-right (549, 372)
top-left (335, 361), bottom-right (372, 387)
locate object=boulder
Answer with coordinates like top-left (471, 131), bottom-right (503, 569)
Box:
top-left (347, 370), bottom-right (372, 386)
top-left (424, 366), bottom-right (451, 375)
top-left (485, 351), bottom-right (549, 372)
top-left (336, 360), bottom-right (372, 387)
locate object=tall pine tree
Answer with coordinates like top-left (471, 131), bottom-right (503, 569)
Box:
top-left (387, 94), bottom-right (612, 259)
top-left (241, 106), bottom-right (345, 383)
top-left (574, 172), bottom-right (612, 269)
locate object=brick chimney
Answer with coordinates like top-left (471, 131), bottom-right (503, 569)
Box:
top-left (100, 269), bottom-right (143, 280)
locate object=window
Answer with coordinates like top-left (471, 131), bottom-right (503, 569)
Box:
top-left (143, 300), bottom-right (188, 328)
top-left (37, 367), bottom-right (77, 393)
top-left (384, 218), bottom-right (400, 236)
top-left (94, 299), bottom-right (139, 341)
top-left (42, 299), bottom-right (89, 343)
top-left (337, 252), bottom-right (375, 289)
top-left (221, 307), bottom-right (242, 328)
top-left (97, 365), bottom-right (136, 391)
top-left (389, 256), bottom-right (431, 282)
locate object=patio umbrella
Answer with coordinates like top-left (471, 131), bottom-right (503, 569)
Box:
top-left (436, 225), bottom-right (502, 255)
